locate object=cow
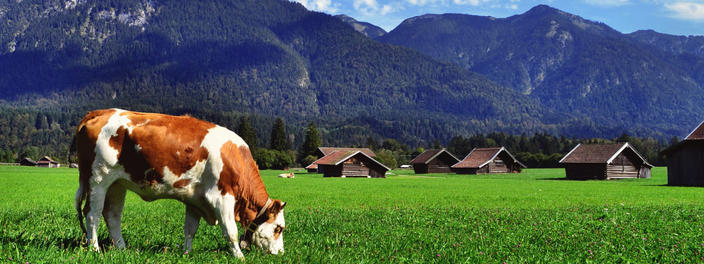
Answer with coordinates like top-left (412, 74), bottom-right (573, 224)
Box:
top-left (74, 109), bottom-right (286, 259)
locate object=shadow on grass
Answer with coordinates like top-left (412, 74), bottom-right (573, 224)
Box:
top-left (536, 177), bottom-right (568, 181)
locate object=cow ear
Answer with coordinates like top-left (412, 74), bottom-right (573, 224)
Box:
top-left (267, 199), bottom-right (285, 219)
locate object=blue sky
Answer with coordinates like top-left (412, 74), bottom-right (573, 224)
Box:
top-left (291, 0), bottom-right (704, 36)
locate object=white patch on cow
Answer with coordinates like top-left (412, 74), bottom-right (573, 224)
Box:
top-left (252, 209), bottom-right (286, 255)
top-left (134, 144), bottom-right (142, 152)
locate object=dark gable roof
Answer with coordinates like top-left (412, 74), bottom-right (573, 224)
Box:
top-left (662, 120), bottom-right (704, 155)
top-left (313, 150), bottom-right (390, 170)
top-left (410, 149), bottom-right (459, 165)
top-left (318, 147), bottom-right (376, 158)
top-left (452, 147), bottom-right (526, 169)
top-left (559, 142), bottom-right (653, 167)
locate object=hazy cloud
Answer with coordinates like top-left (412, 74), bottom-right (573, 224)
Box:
top-left (583, 0), bottom-right (629, 6)
top-left (453, 0), bottom-right (490, 5)
top-left (294, 0), bottom-right (340, 13)
top-left (665, 2), bottom-right (704, 20)
top-left (354, 0), bottom-right (397, 15)
top-left (407, 0), bottom-right (444, 5)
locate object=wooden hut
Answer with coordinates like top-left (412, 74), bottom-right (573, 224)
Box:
top-left (663, 121), bottom-right (704, 186)
top-left (410, 148), bottom-right (460, 174)
top-left (36, 156), bottom-right (59, 168)
top-left (20, 158), bottom-right (37, 166)
top-left (559, 142), bottom-right (652, 180)
top-left (313, 150), bottom-right (389, 178)
top-left (306, 147), bottom-right (376, 173)
top-left (451, 147), bottom-right (526, 174)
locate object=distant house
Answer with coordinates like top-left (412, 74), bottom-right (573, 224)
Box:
top-left (36, 156), bottom-right (59, 168)
top-left (559, 142), bottom-right (652, 180)
top-left (410, 148), bottom-right (460, 174)
top-left (451, 147), bottom-right (526, 174)
top-left (313, 150), bottom-right (389, 178)
top-left (306, 147), bottom-right (376, 173)
top-left (19, 158), bottom-right (37, 166)
top-left (663, 121), bottom-right (704, 186)
top-left (305, 163), bottom-right (318, 173)
top-left (316, 147), bottom-right (376, 158)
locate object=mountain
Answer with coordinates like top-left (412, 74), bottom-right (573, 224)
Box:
top-left (628, 30), bottom-right (704, 59)
top-left (0, 0), bottom-right (558, 160)
top-left (335, 14), bottom-right (386, 38)
top-left (378, 5), bottom-right (704, 137)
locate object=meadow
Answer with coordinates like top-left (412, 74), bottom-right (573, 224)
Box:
top-left (1, 165), bottom-right (704, 263)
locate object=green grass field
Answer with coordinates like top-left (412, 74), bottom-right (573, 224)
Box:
top-left (2, 166), bottom-right (704, 263)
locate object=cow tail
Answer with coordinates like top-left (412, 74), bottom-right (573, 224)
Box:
top-left (75, 180), bottom-right (88, 236)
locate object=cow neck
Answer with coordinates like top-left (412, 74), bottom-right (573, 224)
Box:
top-left (237, 188), bottom-right (271, 227)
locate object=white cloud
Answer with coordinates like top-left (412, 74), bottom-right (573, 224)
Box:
top-left (665, 2), bottom-right (704, 20)
top-left (355, 0), bottom-right (397, 15)
top-left (583, 0), bottom-right (629, 6)
top-left (294, 0), bottom-right (339, 13)
top-left (453, 0), bottom-right (489, 5)
top-left (407, 0), bottom-right (445, 5)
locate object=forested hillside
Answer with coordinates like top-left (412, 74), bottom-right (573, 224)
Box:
top-left (378, 5), bottom-right (704, 137)
top-left (0, 0), bottom-right (557, 162)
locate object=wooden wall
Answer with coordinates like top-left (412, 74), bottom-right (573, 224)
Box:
top-left (668, 142), bottom-right (704, 186)
top-left (565, 164), bottom-right (606, 180)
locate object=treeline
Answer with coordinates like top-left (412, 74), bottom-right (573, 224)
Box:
top-left (0, 105), bottom-right (676, 169)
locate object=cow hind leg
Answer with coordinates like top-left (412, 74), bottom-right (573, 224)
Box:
top-left (184, 205), bottom-right (201, 252)
top-left (103, 183), bottom-right (127, 249)
top-left (85, 185), bottom-right (107, 251)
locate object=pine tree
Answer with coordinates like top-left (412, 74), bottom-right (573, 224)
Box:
top-left (270, 117), bottom-right (289, 151)
top-left (237, 116), bottom-right (258, 150)
top-left (298, 121), bottom-right (321, 164)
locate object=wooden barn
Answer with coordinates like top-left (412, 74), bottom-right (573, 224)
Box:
top-left (36, 156), bottom-right (59, 168)
top-left (559, 142), bottom-right (652, 180)
top-left (410, 148), bottom-right (460, 174)
top-left (306, 147), bottom-right (376, 173)
top-left (313, 150), bottom-right (389, 178)
top-left (663, 121), bottom-right (704, 186)
top-left (19, 158), bottom-right (37, 166)
top-left (451, 147), bottom-right (526, 174)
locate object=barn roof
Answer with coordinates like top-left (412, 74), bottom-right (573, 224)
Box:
top-left (685, 120), bottom-right (704, 140)
top-left (37, 156), bottom-right (57, 164)
top-left (451, 147), bottom-right (526, 169)
top-left (410, 149), bottom-right (460, 165)
top-left (305, 163), bottom-right (318, 170)
top-left (318, 147), bottom-right (376, 158)
top-left (559, 142), bottom-right (653, 167)
top-left (313, 150), bottom-right (390, 170)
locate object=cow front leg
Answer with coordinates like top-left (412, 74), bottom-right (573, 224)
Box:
top-left (184, 205), bottom-right (201, 252)
top-left (103, 183), bottom-right (127, 249)
top-left (216, 196), bottom-right (245, 260)
top-left (85, 185), bottom-right (107, 251)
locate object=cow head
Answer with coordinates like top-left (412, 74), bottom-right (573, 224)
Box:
top-left (240, 199), bottom-right (286, 255)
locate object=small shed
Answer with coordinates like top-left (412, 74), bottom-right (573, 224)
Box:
top-left (20, 158), bottom-right (37, 166)
top-left (305, 163), bottom-right (318, 173)
top-left (410, 148), bottom-right (460, 174)
top-left (313, 150), bottom-right (389, 178)
top-left (36, 156), bottom-right (59, 168)
top-left (559, 142), bottom-right (652, 180)
top-left (306, 147), bottom-right (376, 173)
top-left (451, 147), bottom-right (526, 174)
top-left (663, 121), bottom-right (704, 186)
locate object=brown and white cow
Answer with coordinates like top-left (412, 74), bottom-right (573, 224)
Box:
top-left (74, 109), bottom-right (286, 259)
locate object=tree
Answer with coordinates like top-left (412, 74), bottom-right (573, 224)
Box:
top-left (298, 121), bottom-right (321, 164)
top-left (270, 117), bottom-right (289, 151)
top-left (237, 116), bottom-right (258, 150)
top-left (375, 149), bottom-right (397, 169)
